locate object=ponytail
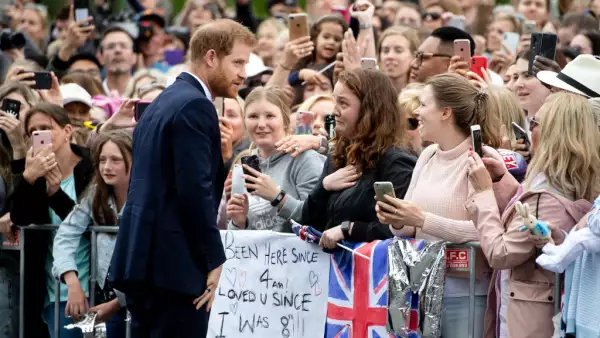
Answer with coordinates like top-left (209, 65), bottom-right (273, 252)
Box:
top-left (473, 89), bottom-right (502, 148)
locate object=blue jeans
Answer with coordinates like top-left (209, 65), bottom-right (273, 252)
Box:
top-left (442, 296), bottom-right (486, 338)
top-left (42, 301), bottom-right (82, 338)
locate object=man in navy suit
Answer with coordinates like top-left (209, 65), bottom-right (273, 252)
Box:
top-left (109, 19), bottom-right (256, 337)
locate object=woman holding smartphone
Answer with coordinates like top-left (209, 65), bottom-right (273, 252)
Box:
top-left (376, 73), bottom-right (502, 338)
top-left (53, 130), bottom-right (132, 338)
top-left (226, 86), bottom-right (325, 232)
top-left (465, 92), bottom-right (600, 338)
top-left (298, 68), bottom-right (416, 247)
top-left (10, 103), bottom-right (94, 338)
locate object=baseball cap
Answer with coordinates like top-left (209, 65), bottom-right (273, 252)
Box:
top-left (60, 83), bottom-right (93, 108)
top-left (138, 9), bottom-right (166, 28)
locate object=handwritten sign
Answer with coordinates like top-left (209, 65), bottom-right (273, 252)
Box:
top-left (207, 230), bottom-right (330, 338)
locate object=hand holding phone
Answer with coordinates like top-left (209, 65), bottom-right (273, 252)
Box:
top-left (374, 182), bottom-right (396, 201)
top-left (470, 56), bottom-right (488, 79)
top-left (360, 58), bottom-right (378, 70)
top-left (240, 155), bottom-right (261, 193)
top-left (32, 72), bottom-right (52, 90)
top-left (454, 39), bottom-right (471, 60)
top-left (32, 130), bottom-right (52, 155)
top-left (511, 122), bottom-right (530, 147)
top-left (288, 14), bottom-right (309, 41)
top-left (502, 32), bottom-right (520, 55)
top-left (470, 125), bottom-right (483, 157)
top-left (2, 99), bottom-right (20, 119)
top-left (134, 101), bottom-right (151, 121)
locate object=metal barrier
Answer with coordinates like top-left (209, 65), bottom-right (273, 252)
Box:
top-left (1, 226), bottom-right (562, 338)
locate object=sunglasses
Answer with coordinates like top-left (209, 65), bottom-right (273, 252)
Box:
top-left (422, 12), bottom-right (442, 20)
top-left (408, 118), bottom-right (419, 130)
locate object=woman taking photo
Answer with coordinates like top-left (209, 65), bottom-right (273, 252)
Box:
top-left (10, 103), bottom-right (94, 338)
top-left (226, 86), bottom-right (325, 232)
top-left (298, 68), bottom-right (416, 246)
top-left (53, 130), bottom-right (132, 338)
top-left (464, 92), bottom-right (600, 338)
top-left (377, 73), bottom-right (502, 338)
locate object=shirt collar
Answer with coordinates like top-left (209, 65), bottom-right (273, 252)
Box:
top-left (184, 71), bottom-right (212, 101)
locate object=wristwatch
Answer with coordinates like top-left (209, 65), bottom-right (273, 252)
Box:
top-left (341, 221), bottom-right (352, 239)
top-left (271, 190), bottom-right (287, 207)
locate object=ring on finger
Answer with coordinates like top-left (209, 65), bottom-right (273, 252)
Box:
top-left (294, 145), bottom-right (299, 152)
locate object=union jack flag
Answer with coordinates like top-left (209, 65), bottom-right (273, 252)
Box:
top-left (291, 220), bottom-right (322, 244)
top-left (326, 239), bottom-right (399, 338)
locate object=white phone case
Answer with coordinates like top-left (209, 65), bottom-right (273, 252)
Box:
top-left (232, 164), bottom-right (248, 195)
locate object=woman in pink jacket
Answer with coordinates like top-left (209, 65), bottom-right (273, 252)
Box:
top-left (465, 92), bottom-right (600, 338)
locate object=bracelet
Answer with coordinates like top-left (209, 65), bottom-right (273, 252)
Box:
top-left (279, 63), bottom-right (293, 70)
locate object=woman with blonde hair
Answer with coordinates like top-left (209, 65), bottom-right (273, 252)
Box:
top-left (123, 69), bottom-right (166, 99)
top-left (464, 92), bottom-right (600, 338)
top-left (17, 4), bottom-right (49, 51)
top-left (296, 93), bottom-right (336, 137)
top-left (377, 73), bottom-right (502, 338)
top-left (226, 85), bottom-right (325, 232)
top-left (378, 26), bottom-right (420, 93)
top-left (398, 84), bottom-right (424, 155)
top-left (491, 88), bottom-right (527, 145)
top-left (255, 18), bottom-right (287, 68)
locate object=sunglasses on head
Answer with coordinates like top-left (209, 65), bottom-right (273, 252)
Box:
top-left (408, 118), bottom-right (419, 130)
top-left (422, 12), bottom-right (441, 20)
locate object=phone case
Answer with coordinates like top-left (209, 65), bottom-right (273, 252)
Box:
top-left (539, 33), bottom-right (558, 60)
top-left (2, 99), bottom-right (20, 119)
top-left (135, 101), bottom-right (151, 121)
top-left (295, 111), bottom-right (315, 135)
top-left (471, 127), bottom-right (483, 157)
top-left (32, 130), bottom-right (52, 154)
top-left (454, 39), bottom-right (471, 60)
top-left (511, 122), bottom-right (530, 146)
top-left (324, 114), bottom-right (336, 140)
top-left (33, 72), bottom-right (52, 90)
top-left (502, 32), bottom-right (520, 55)
top-left (241, 155), bottom-right (261, 193)
top-left (523, 21), bottom-right (537, 35)
top-left (374, 182), bottom-right (396, 201)
top-left (471, 56), bottom-right (487, 79)
top-left (288, 14), bottom-right (309, 41)
top-left (360, 58), bottom-right (378, 70)
top-left (231, 164), bottom-right (248, 195)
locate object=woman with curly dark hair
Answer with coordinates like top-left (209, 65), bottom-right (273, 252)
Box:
top-left (298, 68), bottom-right (416, 246)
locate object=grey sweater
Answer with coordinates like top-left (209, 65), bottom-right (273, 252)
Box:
top-left (229, 149), bottom-right (325, 233)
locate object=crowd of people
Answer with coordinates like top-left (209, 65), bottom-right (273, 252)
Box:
top-left (0, 0), bottom-right (599, 337)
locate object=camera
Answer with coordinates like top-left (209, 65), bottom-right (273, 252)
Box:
top-left (0, 29), bottom-right (25, 50)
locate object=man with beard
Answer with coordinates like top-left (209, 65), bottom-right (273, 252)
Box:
top-left (109, 19), bottom-right (256, 337)
top-left (98, 26), bottom-right (137, 96)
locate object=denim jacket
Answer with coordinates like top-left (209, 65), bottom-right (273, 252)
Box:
top-left (52, 186), bottom-right (120, 289)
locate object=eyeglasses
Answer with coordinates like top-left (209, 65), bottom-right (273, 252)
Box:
top-left (413, 51), bottom-right (452, 67)
top-left (407, 117), bottom-right (419, 130)
top-left (137, 82), bottom-right (166, 97)
top-left (528, 116), bottom-right (540, 132)
top-left (422, 12), bottom-right (442, 21)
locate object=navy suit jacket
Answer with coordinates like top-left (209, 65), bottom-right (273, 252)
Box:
top-left (109, 72), bottom-right (226, 297)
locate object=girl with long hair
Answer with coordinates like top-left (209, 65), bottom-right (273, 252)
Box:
top-left (465, 92), bottom-right (600, 337)
top-left (53, 130), bottom-right (133, 338)
top-left (377, 73), bottom-right (502, 338)
top-left (299, 68), bottom-right (416, 246)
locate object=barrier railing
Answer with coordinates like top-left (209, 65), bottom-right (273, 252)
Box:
top-left (0, 226), bottom-right (561, 338)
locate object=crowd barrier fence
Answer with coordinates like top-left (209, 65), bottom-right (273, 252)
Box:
top-left (0, 225), bottom-right (561, 338)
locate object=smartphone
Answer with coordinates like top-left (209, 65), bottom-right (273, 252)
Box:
top-left (32, 72), bottom-right (52, 90)
top-left (502, 32), bottom-right (520, 55)
top-left (32, 130), bottom-right (52, 155)
top-left (453, 39), bottom-right (471, 60)
top-left (74, 0), bottom-right (90, 25)
top-left (2, 98), bottom-right (20, 119)
top-left (324, 114), bottom-right (336, 140)
top-left (360, 58), bottom-right (378, 70)
top-left (214, 97), bottom-right (225, 116)
top-left (134, 101), bottom-right (151, 121)
top-left (470, 56), bottom-right (488, 79)
top-left (240, 155), bottom-right (261, 193)
top-left (288, 13), bottom-right (309, 41)
top-left (295, 111), bottom-right (315, 135)
top-left (470, 125), bottom-right (483, 157)
top-left (374, 182), bottom-right (396, 201)
top-left (447, 15), bottom-right (465, 30)
top-left (523, 20), bottom-right (537, 35)
top-left (164, 49), bottom-right (185, 66)
top-left (529, 32), bottom-right (557, 74)
top-left (511, 122), bottom-right (530, 147)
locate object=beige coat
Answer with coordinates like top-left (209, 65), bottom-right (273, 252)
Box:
top-left (466, 178), bottom-right (591, 338)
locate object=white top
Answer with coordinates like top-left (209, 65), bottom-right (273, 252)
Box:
top-left (184, 71), bottom-right (212, 101)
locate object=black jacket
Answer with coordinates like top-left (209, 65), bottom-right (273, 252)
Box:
top-left (9, 144), bottom-right (94, 338)
top-left (300, 147), bottom-right (416, 242)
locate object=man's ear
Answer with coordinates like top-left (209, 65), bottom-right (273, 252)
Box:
top-left (205, 49), bottom-right (218, 68)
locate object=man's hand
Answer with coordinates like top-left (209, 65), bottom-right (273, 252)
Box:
top-left (193, 265), bottom-right (223, 312)
top-left (37, 73), bottom-right (63, 107)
